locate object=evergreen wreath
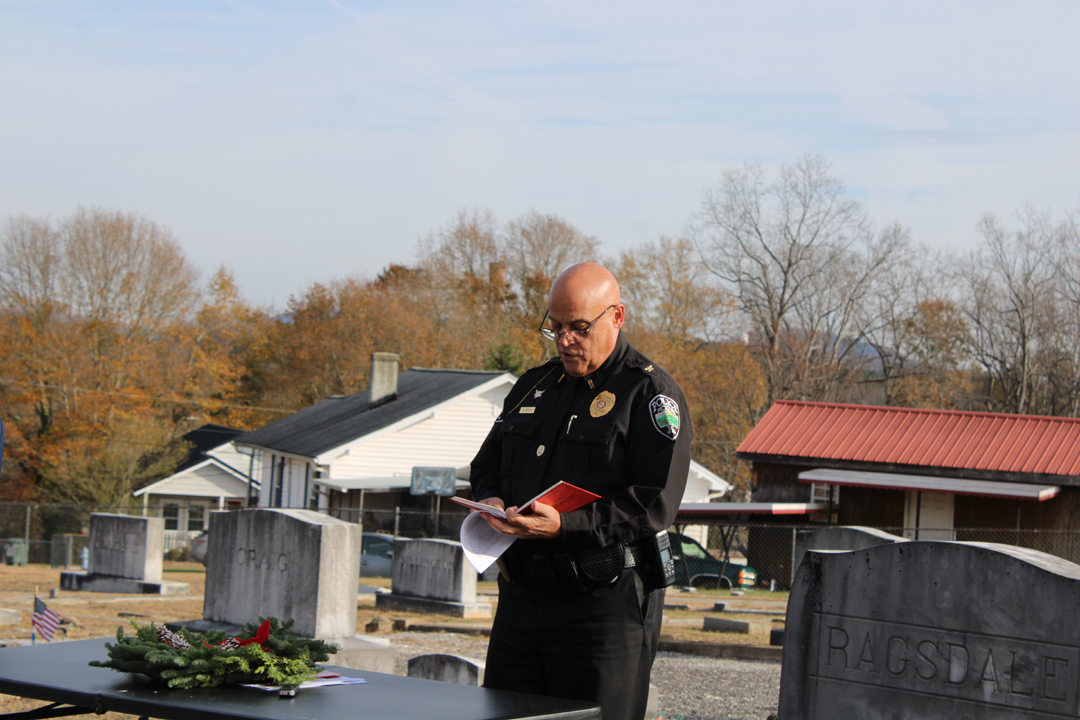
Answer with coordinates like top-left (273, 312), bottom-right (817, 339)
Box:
top-left (89, 617), bottom-right (338, 689)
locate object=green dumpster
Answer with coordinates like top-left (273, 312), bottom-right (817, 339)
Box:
top-left (2, 538), bottom-right (28, 566)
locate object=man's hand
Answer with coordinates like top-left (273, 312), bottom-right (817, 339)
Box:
top-left (481, 500), bottom-right (562, 539)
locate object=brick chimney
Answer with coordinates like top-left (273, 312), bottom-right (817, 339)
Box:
top-left (369, 352), bottom-right (400, 409)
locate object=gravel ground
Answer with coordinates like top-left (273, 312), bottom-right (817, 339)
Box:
top-left (389, 631), bottom-right (781, 720)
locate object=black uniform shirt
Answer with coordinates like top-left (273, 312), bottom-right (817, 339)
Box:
top-left (469, 333), bottom-right (692, 552)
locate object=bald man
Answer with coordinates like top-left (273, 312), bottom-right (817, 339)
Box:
top-left (469, 262), bottom-right (692, 720)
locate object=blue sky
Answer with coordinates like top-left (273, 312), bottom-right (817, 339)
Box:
top-left (2, 1), bottom-right (1077, 309)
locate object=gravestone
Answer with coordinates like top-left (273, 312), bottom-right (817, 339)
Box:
top-left (407, 654), bottom-right (485, 686)
top-left (780, 541), bottom-right (1080, 719)
top-left (703, 616), bottom-right (770, 635)
top-left (59, 515), bottom-right (188, 594)
top-left (202, 508), bottom-right (359, 639)
top-left (793, 525), bottom-right (906, 575)
top-left (375, 538), bottom-right (492, 618)
top-left (191, 508), bottom-right (394, 674)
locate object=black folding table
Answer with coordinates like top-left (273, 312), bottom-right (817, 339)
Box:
top-left (0, 638), bottom-right (600, 720)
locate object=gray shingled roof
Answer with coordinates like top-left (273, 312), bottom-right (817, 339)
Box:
top-left (234, 368), bottom-right (509, 459)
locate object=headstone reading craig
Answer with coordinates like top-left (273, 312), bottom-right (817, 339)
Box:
top-left (59, 514), bottom-right (188, 594)
top-left (780, 541), bottom-right (1080, 720)
top-left (172, 508), bottom-right (393, 674)
top-left (202, 509), bottom-right (360, 640)
top-left (375, 538), bottom-right (492, 618)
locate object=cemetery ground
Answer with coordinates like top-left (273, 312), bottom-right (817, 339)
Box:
top-left (0, 563), bottom-right (784, 719)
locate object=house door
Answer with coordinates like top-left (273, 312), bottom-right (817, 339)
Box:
top-left (903, 491), bottom-right (955, 541)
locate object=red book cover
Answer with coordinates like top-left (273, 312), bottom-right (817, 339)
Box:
top-left (450, 481), bottom-right (600, 518)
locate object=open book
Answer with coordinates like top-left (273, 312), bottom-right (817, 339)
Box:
top-left (452, 482), bottom-right (601, 573)
top-left (449, 481), bottom-right (600, 519)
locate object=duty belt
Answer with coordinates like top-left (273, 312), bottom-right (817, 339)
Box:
top-left (505, 539), bottom-right (651, 595)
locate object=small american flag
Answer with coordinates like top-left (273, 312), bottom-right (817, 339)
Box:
top-left (32, 597), bottom-right (61, 642)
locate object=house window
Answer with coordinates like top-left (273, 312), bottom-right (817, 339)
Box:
top-left (811, 483), bottom-right (839, 504)
top-left (187, 505), bottom-right (205, 532)
top-left (162, 504), bottom-right (179, 531)
top-left (273, 457), bottom-right (285, 508)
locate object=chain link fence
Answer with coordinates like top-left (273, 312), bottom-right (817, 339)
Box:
top-left (5, 501), bottom-right (1080, 588)
top-left (669, 519), bottom-right (1080, 591)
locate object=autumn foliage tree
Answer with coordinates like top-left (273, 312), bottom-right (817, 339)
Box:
top-left (0, 208), bottom-right (200, 506)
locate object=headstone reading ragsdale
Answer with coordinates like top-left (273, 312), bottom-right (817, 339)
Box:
top-left (189, 508), bottom-right (394, 674)
top-left (375, 538), bottom-right (492, 618)
top-left (59, 514), bottom-right (189, 594)
top-left (779, 541), bottom-right (1080, 720)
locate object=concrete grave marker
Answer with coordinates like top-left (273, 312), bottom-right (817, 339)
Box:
top-left (60, 514), bottom-right (188, 594)
top-left (376, 538), bottom-right (491, 618)
top-left (793, 525), bottom-right (906, 575)
top-left (407, 654), bottom-right (485, 686)
top-left (780, 541), bottom-right (1080, 719)
top-left (202, 508), bottom-right (360, 640)
top-left (175, 508), bottom-right (393, 674)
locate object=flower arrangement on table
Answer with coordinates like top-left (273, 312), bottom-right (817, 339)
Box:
top-left (89, 617), bottom-right (338, 689)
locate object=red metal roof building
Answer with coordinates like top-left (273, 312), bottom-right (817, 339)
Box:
top-left (736, 400), bottom-right (1080, 538)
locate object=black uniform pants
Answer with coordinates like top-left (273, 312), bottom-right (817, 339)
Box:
top-left (483, 569), bottom-right (665, 720)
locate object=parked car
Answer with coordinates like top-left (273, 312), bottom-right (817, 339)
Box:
top-left (360, 532), bottom-right (395, 578)
top-left (670, 532), bottom-right (757, 589)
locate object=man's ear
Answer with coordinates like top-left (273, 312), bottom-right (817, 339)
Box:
top-left (613, 304), bottom-right (626, 329)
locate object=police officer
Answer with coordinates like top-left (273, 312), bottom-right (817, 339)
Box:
top-left (469, 262), bottom-right (692, 720)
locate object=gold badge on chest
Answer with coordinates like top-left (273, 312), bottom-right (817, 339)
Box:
top-left (590, 391), bottom-right (616, 418)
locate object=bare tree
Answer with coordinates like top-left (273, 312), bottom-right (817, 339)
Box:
top-left (60, 207), bottom-right (199, 336)
top-left (857, 241), bottom-right (971, 407)
top-left (1051, 206), bottom-right (1080, 415)
top-left (503, 211), bottom-right (600, 320)
top-left (417, 208), bottom-right (502, 280)
top-left (0, 215), bottom-right (62, 315)
top-left (959, 209), bottom-right (1062, 414)
top-left (691, 155), bottom-right (906, 403)
top-left (613, 236), bottom-right (734, 342)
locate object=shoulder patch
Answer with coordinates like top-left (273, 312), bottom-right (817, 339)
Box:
top-left (649, 395), bottom-right (681, 440)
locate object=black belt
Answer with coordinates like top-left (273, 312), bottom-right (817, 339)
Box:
top-left (506, 540), bottom-right (651, 595)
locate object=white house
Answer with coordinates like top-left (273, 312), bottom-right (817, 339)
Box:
top-left (133, 424), bottom-right (253, 546)
top-left (235, 353), bottom-right (731, 528)
top-left (234, 354), bottom-right (517, 520)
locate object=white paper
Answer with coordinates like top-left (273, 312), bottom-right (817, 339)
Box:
top-left (459, 511), bottom-right (516, 573)
top-left (448, 496), bottom-right (507, 519)
top-left (241, 676), bottom-right (367, 692)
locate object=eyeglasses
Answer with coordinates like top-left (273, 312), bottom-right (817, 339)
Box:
top-left (539, 305), bottom-right (617, 342)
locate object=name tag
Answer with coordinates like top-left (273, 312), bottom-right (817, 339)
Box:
top-left (519, 407), bottom-right (535, 414)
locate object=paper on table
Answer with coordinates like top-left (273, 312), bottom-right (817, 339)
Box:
top-left (460, 511), bottom-right (516, 573)
top-left (241, 676), bottom-right (367, 692)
